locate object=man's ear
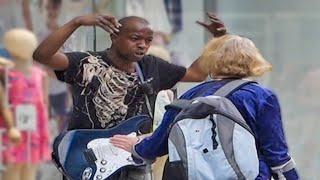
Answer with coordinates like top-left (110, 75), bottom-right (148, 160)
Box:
top-left (110, 34), bottom-right (115, 42)
top-left (110, 33), bottom-right (119, 42)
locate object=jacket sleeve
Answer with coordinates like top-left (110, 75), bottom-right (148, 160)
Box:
top-left (133, 110), bottom-right (179, 160)
top-left (257, 94), bottom-right (299, 179)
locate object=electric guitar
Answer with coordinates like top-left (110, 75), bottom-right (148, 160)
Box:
top-left (52, 115), bottom-right (151, 180)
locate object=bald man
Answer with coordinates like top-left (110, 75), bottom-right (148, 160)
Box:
top-left (33, 13), bottom-right (226, 179)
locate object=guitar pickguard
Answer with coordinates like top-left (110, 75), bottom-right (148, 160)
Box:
top-left (85, 133), bottom-right (139, 179)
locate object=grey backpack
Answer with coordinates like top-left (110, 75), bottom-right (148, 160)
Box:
top-left (164, 80), bottom-right (259, 180)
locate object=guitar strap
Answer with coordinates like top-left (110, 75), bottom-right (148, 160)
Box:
top-left (134, 63), bottom-right (156, 180)
top-left (135, 63), bottom-right (154, 120)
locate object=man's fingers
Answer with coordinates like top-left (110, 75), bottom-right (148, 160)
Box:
top-left (208, 17), bottom-right (223, 24)
top-left (217, 27), bottom-right (226, 32)
top-left (207, 12), bottom-right (218, 19)
top-left (98, 16), bottom-right (119, 33)
top-left (97, 21), bottom-right (114, 34)
top-left (102, 18), bottom-right (120, 32)
top-left (196, 20), bottom-right (208, 27)
top-left (208, 17), bottom-right (225, 29)
top-left (206, 12), bottom-right (224, 24)
top-left (106, 16), bottom-right (122, 28)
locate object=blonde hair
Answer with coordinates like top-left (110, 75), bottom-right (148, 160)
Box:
top-left (200, 34), bottom-right (272, 78)
top-left (3, 28), bottom-right (38, 61)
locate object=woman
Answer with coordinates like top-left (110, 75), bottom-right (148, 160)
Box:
top-left (110, 34), bottom-right (299, 179)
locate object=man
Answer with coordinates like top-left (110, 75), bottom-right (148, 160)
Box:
top-left (33, 13), bottom-right (226, 179)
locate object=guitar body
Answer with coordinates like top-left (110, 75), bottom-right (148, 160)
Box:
top-left (52, 115), bottom-right (151, 180)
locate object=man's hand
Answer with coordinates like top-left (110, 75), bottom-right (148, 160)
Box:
top-left (197, 12), bottom-right (227, 37)
top-left (75, 14), bottom-right (122, 35)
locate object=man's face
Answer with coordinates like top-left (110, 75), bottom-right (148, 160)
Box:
top-left (112, 21), bottom-right (153, 62)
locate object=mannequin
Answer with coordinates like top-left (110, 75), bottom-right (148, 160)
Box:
top-left (1, 29), bottom-right (50, 180)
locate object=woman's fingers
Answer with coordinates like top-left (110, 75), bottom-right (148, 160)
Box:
top-left (110, 135), bottom-right (136, 146)
top-left (110, 135), bottom-right (134, 152)
top-left (111, 142), bottom-right (129, 150)
top-left (111, 135), bottom-right (128, 142)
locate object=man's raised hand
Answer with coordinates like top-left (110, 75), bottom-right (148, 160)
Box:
top-left (75, 14), bottom-right (122, 35)
top-left (197, 12), bottom-right (227, 37)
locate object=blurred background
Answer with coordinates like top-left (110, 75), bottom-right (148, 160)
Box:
top-left (0, 0), bottom-right (319, 179)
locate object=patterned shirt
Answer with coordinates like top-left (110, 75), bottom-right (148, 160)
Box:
top-left (55, 51), bottom-right (186, 130)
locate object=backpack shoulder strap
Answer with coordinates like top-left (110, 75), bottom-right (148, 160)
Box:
top-left (165, 99), bottom-right (192, 110)
top-left (213, 79), bottom-right (256, 97)
top-left (135, 63), bottom-right (145, 82)
top-left (167, 79), bottom-right (256, 110)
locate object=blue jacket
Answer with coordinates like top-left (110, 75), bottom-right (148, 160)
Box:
top-left (135, 80), bottom-right (299, 179)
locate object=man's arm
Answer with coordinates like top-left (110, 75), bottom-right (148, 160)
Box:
top-left (33, 14), bottom-right (121, 70)
top-left (181, 58), bottom-right (207, 82)
top-left (181, 13), bottom-right (227, 82)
